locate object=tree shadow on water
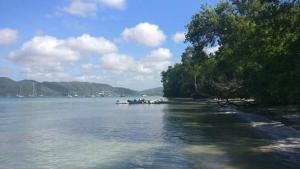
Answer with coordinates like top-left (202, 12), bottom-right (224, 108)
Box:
top-left (161, 103), bottom-right (300, 169)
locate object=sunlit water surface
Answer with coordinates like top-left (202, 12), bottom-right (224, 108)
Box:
top-left (0, 97), bottom-right (299, 169)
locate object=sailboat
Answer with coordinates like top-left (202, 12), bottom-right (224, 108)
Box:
top-left (98, 91), bottom-right (105, 97)
top-left (39, 87), bottom-right (44, 97)
top-left (67, 91), bottom-right (73, 98)
top-left (29, 82), bottom-right (36, 97)
top-left (16, 86), bottom-right (24, 98)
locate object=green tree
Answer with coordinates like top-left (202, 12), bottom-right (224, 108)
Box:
top-left (161, 0), bottom-right (300, 105)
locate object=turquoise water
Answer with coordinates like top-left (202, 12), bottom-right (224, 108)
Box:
top-left (0, 98), bottom-right (299, 169)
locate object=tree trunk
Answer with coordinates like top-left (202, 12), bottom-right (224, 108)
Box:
top-left (194, 74), bottom-right (198, 93)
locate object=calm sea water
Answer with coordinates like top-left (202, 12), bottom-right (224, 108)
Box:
top-left (0, 97), bottom-right (299, 169)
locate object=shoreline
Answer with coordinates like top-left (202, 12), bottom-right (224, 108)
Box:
top-left (166, 98), bottom-right (300, 153)
top-left (164, 98), bottom-right (300, 165)
top-left (167, 97), bottom-right (300, 130)
top-left (215, 104), bottom-right (300, 162)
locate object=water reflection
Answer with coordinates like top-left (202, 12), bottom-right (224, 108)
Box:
top-left (161, 103), bottom-right (300, 169)
top-left (0, 98), bottom-right (299, 169)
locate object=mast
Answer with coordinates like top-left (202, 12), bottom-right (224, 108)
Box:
top-left (32, 82), bottom-right (36, 97)
top-left (16, 85), bottom-right (24, 97)
top-left (40, 86), bottom-right (43, 96)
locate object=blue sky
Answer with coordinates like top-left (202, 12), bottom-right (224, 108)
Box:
top-left (0, 0), bottom-right (219, 90)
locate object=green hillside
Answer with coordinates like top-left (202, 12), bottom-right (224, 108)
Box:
top-left (0, 77), bottom-right (139, 97)
top-left (139, 87), bottom-right (163, 96)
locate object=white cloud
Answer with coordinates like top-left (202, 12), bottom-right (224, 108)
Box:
top-left (97, 48), bottom-right (172, 89)
top-left (81, 63), bottom-right (96, 70)
top-left (0, 28), bottom-right (18, 45)
top-left (203, 45), bottom-right (220, 55)
top-left (100, 0), bottom-right (126, 9)
top-left (27, 47), bottom-right (172, 88)
top-left (101, 53), bottom-right (135, 72)
top-left (143, 48), bottom-right (172, 61)
top-left (74, 75), bottom-right (106, 82)
top-left (8, 34), bottom-right (117, 81)
top-left (140, 48), bottom-right (172, 74)
top-left (66, 34), bottom-right (117, 54)
top-left (100, 48), bottom-right (172, 75)
top-left (8, 33), bottom-right (172, 89)
top-left (63, 0), bottom-right (98, 17)
top-left (0, 67), bottom-right (14, 77)
top-left (61, 0), bottom-right (126, 17)
top-left (121, 22), bottom-right (166, 48)
top-left (9, 36), bottom-right (80, 66)
top-left (172, 32), bottom-right (185, 43)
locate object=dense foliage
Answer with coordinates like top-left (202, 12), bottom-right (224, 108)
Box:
top-left (162, 0), bottom-right (300, 105)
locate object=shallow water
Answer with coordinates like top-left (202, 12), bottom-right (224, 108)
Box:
top-left (0, 97), bottom-right (299, 169)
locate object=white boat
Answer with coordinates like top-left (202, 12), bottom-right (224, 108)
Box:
top-left (16, 94), bottom-right (24, 98)
top-left (29, 82), bottom-right (36, 97)
top-left (39, 87), bottom-right (44, 97)
top-left (67, 92), bottom-right (73, 98)
top-left (16, 86), bottom-right (24, 98)
top-left (116, 100), bottom-right (128, 104)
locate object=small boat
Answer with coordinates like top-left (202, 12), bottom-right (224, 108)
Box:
top-left (16, 86), bottom-right (24, 98)
top-left (67, 93), bottom-right (73, 98)
top-left (16, 94), bottom-right (24, 98)
top-left (127, 99), bottom-right (145, 104)
top-left (117, 98), bottom-right (167, 105)
top-left (116, 100), bottom-right (128, 104)
top-left (151, 99), bottom-right (167, 104)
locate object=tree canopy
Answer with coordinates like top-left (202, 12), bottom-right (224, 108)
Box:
top-left (161, 0), bottom-right (300, 105)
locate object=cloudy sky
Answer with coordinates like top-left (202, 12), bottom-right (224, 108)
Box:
top-left (0, 0), bottom-right (218, 90)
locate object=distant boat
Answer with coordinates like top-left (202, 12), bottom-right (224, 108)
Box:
top-left (16, 94), bottom-right (24, 98)
top-left (98, 91), bottom-right (105, 97)
top-left (116, 100), bottom-right (128, 104)
top-left (28, 82), bottom-right (36, 97)
top-left (67, 92), bottom-right (73, 98)
top-left (127, 99), bottom-right (145, 104)
top-left (16, 86), bottom-right (24, 98)
top-left (126, 98), bottom-right (167, 104)
top-left (39, 87), bottom-right (44, 97)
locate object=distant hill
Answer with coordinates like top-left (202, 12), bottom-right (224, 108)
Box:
top-left (0, 77), bottom-right (139, 97)
top-left (139, 87), bottom-right (163, 96)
